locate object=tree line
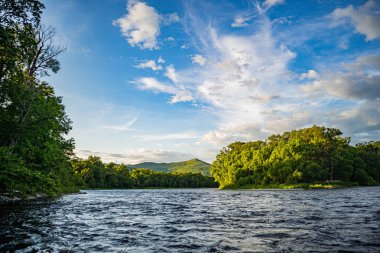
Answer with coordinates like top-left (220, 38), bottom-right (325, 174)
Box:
top-left (210, 126), bottom-right (380, 188)
top-left (71, 156), bottom-right (218, 189)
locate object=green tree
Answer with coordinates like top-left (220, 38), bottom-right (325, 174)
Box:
top-left (0, 0), bottom-right (75, 197)
top-left (210, 126), bottom-right (379, 188)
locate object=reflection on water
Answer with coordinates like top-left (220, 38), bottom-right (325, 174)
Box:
top-left (1, 187), bottom-right (380, 252)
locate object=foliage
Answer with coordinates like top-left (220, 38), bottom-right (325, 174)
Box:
top-left (0, 0), bottom-right (76, 198)
top-left (168, 158), bottom-right (211, 175)
top-left (72, 156), bottom-right (218, 189)
top-left (210, 126), bottom-right (380, 188)
top-left (127, 162), bottom-right (170, 172)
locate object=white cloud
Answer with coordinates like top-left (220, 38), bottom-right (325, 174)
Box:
top-left (191, 54), bottom-right (207, 66)
top-left (134, 77), bottom-right (193, 104)
top-left (113, 1), bottom-right (180, 50)
top-left (165, 36), bottom-right (175, 42)
top-left (76, 149), bottom-right (194, 164)
top-left (300, 69), bottom-right (319, 80)
top-left (194, 23), bottom-right (295, 118)
top-left (134, 77), bottom-right (177, 93)
top-left (178, 2), bottom-right (377, 148)
top-left (176, 14), bottom-right (297, 147)
top-left (170, 91), bottom-right (193, 104)
top-left (157, 56), bottom-right (165, 64)
top-left (113, 1), bottom-right (160, 49)
top-left (332, 0), bottom-right (380, 41)
top-left (263, 0), bottom-right (285, 9)
top-left (231, 16), bottom-right (252, 28)
top-left (128, 4), bottom-right (302, 147)
top-left (101, 114), bottom-right (139, 131)
top-left (301, 55), bottom-right (380, 101)
top-left (165, 64), bottom-right (179, 83)
top-left (296, 55), bottom-right (380, 144)
top-left (127, 1), bottom-right (380, 152)
top-left (137, 131), bottom-right (201, 141)
top-left (202, 124), bottom-right (263, 146)
top-left (161, 13), bottom-right (180, 25)
top-left (136, 59), bottom-right (162, 71)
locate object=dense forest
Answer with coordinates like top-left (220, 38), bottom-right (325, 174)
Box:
top-left (0, 0), bottom-right (77, 197)
top-left (72, 156), bottom-right (217, 189)
top-left (211, 126), bottom-right (380, 189)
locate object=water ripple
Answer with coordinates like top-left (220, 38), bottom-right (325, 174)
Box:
top-left (1, 187), bottom-right (380, 252)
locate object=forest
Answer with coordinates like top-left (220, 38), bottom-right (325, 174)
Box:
top-left (71, 156), bottom-right (217, 189)
top-left (0, 0), bottom-right (77, 198)
top-left (210, 126), bottom-right (380, 189)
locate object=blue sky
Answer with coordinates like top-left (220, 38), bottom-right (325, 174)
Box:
top-left (42, 0), bottom-right (380, 164)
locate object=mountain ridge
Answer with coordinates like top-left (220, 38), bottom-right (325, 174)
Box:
top-left (127, 158), bottom-right (211, 176)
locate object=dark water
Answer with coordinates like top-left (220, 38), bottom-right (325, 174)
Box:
top-left (1, 187), bottom-right (380, 252)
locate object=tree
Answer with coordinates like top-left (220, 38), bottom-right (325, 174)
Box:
top-left (0, 0), bottom-right (75, 197)
top-left (210, 126), bottom-right (380, 188)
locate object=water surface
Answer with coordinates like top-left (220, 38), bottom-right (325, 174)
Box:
top-left (1, 187), bottom-right (380, 252)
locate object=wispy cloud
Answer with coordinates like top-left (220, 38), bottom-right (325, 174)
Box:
top-left (165, 64), bottom-right (179, 83)
top-left (262, 0), bottom-right (284, 9)
top-left (256, 0), bottom-right (285, 14)
top-left (46, 0), bottom-right (380, 164)
top-left (137, 131), bottom-right (201, 141)
top-left (76, 149), bottom-right (194, 164)
top-left (160, 13), bottom-right (180, 25)
top-left (130, 1), bottom-right (297, 146)
top-left (300, 70), bottom-right (319, 80)
top-left (101, 114), bottom-right (139, 131)
top-left (231, 16), bottom-right (252, 28)
top-left (134, 0), bottom-right (379, 148)
top-left (191, 54), bottom-right (207, 66)
top-left (136, 59), bottom-right (163, 71)
top-left (133, 77), bottom-right (193, 104)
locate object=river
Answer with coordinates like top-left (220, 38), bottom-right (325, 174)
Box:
top-left (1, 187), bottom-right (380, 252)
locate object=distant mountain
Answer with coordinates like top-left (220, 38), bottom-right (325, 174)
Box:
top-left (167, 158), bottom-right (211, 175)
top-left (127, 158), bottom-right (211, 176)
top-left (127, 162), bottom-right (169, 172)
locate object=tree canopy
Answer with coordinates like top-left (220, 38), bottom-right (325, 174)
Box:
top-left (210, 126), bottom-right (380, 188)
top-left (0, 0), bottom-right (76, 197)
top-left (71, 156), bottom-right (218, 189)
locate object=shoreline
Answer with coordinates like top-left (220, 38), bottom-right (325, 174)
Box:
top-left (221, 182), bottom-right (366, 190)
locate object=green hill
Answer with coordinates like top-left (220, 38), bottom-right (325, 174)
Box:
top-left (127, 162), bottom-right (169, 172)
top-left (167, 159), bottom-right (211, 175)
top-left (127, 158), bottom-right (211, 176)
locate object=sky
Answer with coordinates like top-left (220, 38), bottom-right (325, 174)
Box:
top-left (41, 0), bottom-right (380, 164)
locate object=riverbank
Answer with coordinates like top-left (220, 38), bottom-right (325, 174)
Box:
top-left (0, 187), bottom-right (80, 204)
top-left (222, 181), bottom-right (362, 190)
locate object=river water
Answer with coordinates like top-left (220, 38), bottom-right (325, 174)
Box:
top-left (1, 187), bottom-right (380, 252)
